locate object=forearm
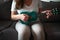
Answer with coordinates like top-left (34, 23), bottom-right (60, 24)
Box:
top-left (11, 14), bottom-right (21, 20)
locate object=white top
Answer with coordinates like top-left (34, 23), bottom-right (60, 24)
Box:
top-left (11, 0), bottom-right (42, 14)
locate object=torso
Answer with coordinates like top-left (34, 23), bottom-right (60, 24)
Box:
top-left (24, 0), bottom-right (32, 6)
top-left (16, 0), bottom-right (39, 14)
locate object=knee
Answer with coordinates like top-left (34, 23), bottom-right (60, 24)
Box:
top-left (17, 26), bottom-right (30, 36)
top-left (32, 24), bottom-right (43, 34)
top-left (23, 27), bottom-right (30, 38)
top-left (18, 27), bottom-right (30, 40)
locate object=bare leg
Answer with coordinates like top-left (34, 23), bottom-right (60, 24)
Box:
top-left (15, 22), bottom-right (30, 40)
top-left (31, 23), bottom-right (45, 40)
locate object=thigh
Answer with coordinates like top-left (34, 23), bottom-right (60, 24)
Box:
top-left (15, 22), bottom-right (30, 34)
top-left (15, 22), bottom-right (30, 40)
top-left (31, 23), bottom-right (43, 33)
top-left (31, 23), bottom-right (45, 40)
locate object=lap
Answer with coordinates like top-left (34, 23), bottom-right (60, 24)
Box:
top-left (31, 23), bottom-right (44, 35)
top-left (31, 23), bottom-right (43, 30)
top-left (15, 22), bottom-right (30, 33)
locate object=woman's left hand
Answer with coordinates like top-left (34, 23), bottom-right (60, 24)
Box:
top-left (41, 10), bottom-right (53, 19)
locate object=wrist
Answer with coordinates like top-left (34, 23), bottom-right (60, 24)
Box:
top-left (17, 15), bottom-right (21, 20)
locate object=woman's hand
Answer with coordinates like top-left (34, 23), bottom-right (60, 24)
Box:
top-left (20, 14), bottom-right (29, 22)
top-left (41, 10), bottom-right (53, 19)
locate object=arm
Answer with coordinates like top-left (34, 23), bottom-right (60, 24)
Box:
top-left (11, 0), bottom-right (29, 21)
top-left (38, 0), bottom-right (53, 19)
top-left (11, 0), bottom-right (21, 20)
top-left (11, 11), bottom-right (22, 20)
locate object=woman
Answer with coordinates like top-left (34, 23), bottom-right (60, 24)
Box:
top-left (11, 0), bottom-right (46, 40)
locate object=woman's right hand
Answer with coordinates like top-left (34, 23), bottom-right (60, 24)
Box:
top-left (20, 14), bottom-right (29, 22)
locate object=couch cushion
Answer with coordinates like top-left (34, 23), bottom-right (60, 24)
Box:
top-left (43, 23), bottom-right (60, 40)
top-left (0, 21), bottom-right (13, 31)
top-left (0, 0), bottom-right (12, 20)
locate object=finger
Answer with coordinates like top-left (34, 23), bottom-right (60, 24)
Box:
top-left (41, 11), bottom-right (47, 13)
top-left (24, 16), bottom-right (28, 21)
top-left (46, 15), bottom-right (49, 19)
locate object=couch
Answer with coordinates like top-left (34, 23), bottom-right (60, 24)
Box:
top-left (0, 0), bottom-right (18, 40)
top-left (40, 1), bottom-right (60, 40)
top-left (0, 0), bottom-right (60, 40)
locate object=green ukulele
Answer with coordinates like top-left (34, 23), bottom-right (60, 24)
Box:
top-left (51, 8), bottom-right (60, 15)
top-left (20, 11), bottom-right (38, 25)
